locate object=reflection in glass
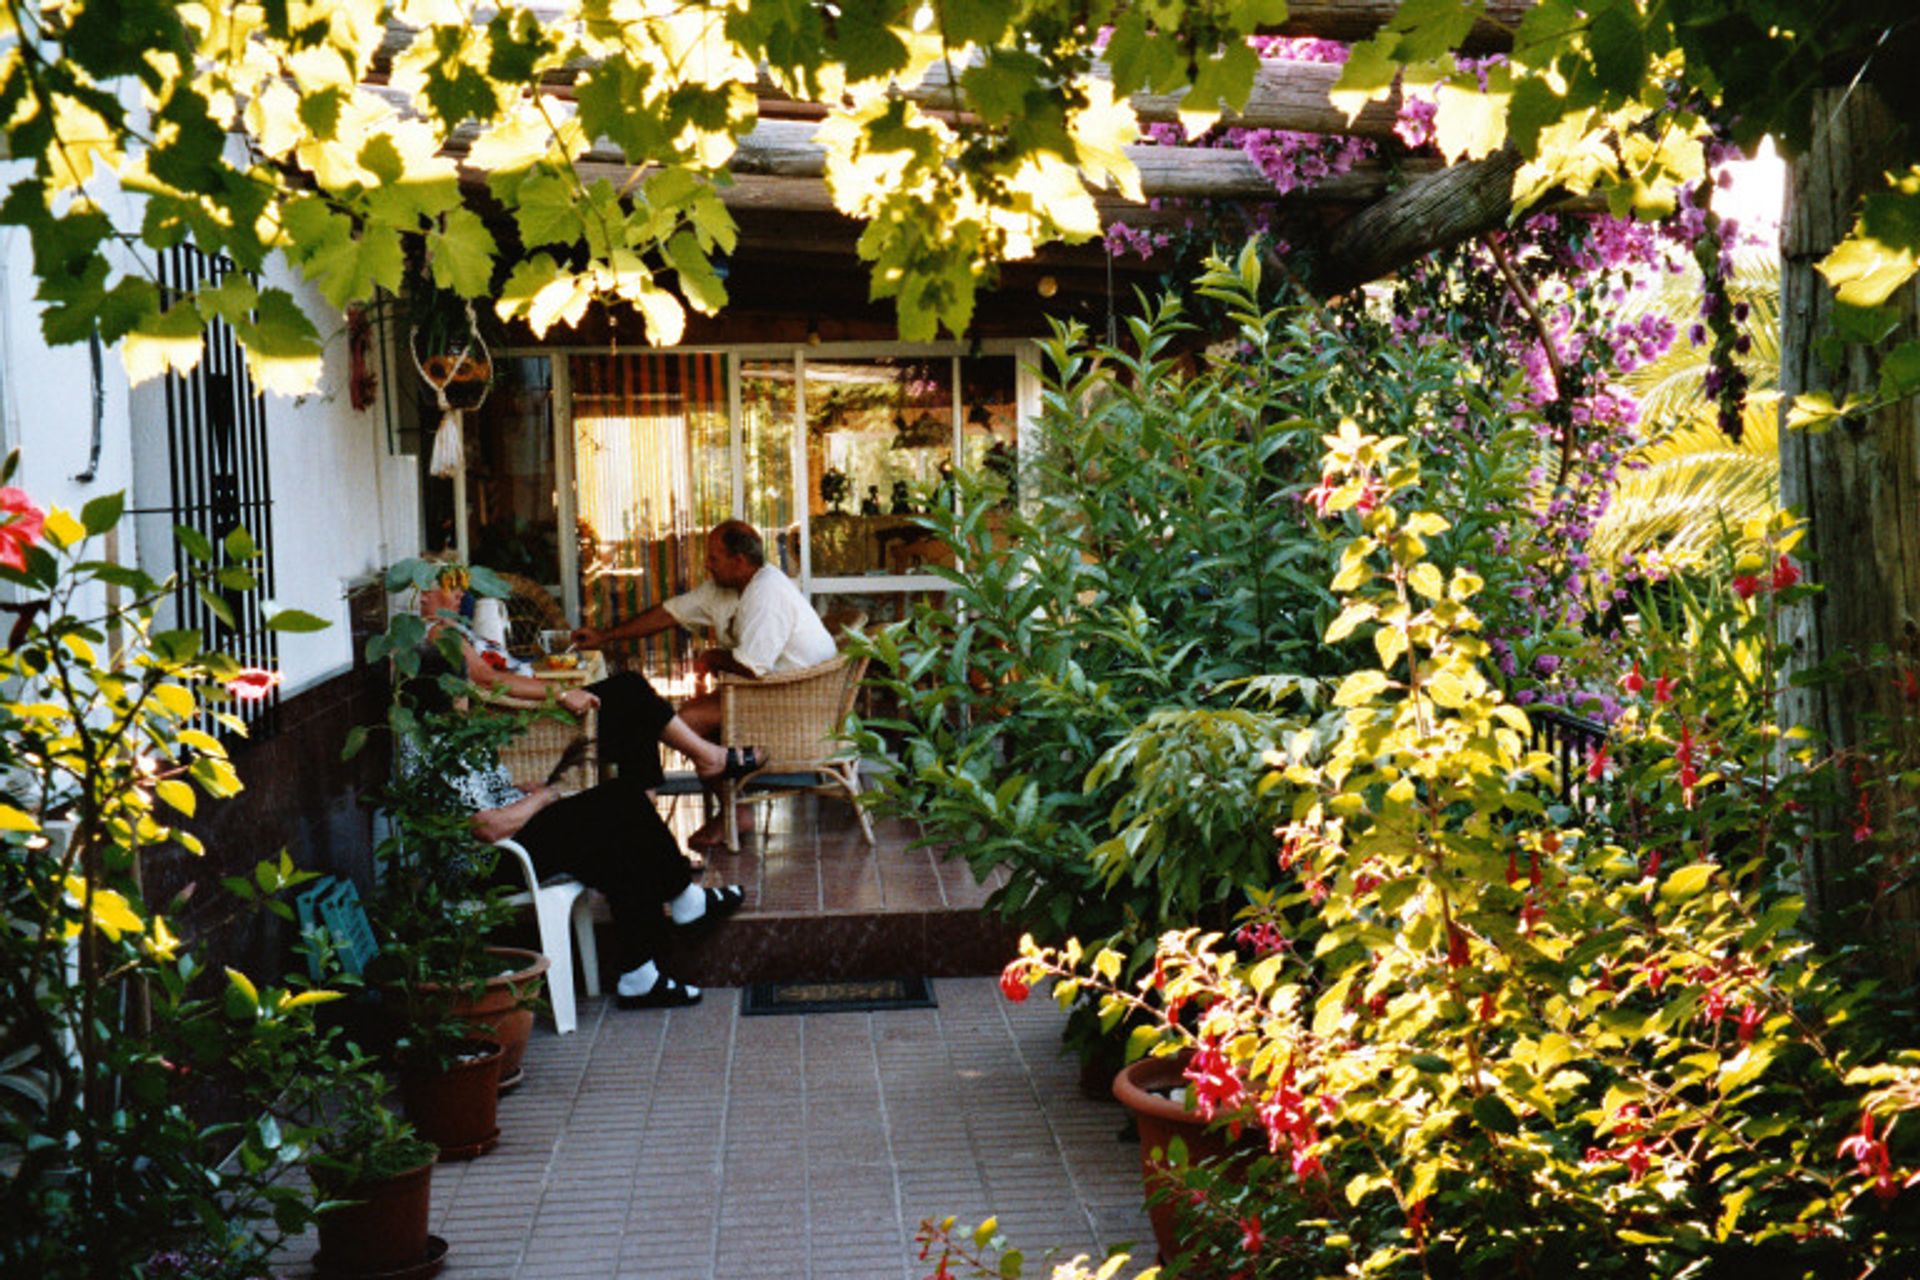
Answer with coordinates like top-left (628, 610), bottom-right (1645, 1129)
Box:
top-left (463, 354), bottom-right (559, 582)
top-left (740, 360), bottom-right (799, 575)
top-left (806, 358), bottom-right (955, 578)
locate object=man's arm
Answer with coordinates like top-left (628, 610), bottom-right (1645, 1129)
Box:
top-left (694, 648), bottom-right (754, 679)
top-left (573, 602), bottom-right (679, 650)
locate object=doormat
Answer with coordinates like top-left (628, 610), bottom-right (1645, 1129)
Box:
top-left (740, 976), bottom-right (936, 1016)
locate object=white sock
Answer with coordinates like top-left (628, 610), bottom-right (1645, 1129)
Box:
top-left (617, 960), bottom-right (659, 997)
top-left (668, 883), bottom-right (707, 925)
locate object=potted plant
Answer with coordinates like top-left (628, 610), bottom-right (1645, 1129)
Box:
top-left (356, 565), bottom-right (540, 1155)
top-left (289, 1034), bottom-right (445, 1279)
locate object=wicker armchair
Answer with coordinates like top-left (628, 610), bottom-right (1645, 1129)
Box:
top-left (715, 649), bottom-right (874, 852)
top-left (496, 572), bottom-right (569, 659)
top-left (474, 687), bottom-right (599, 794)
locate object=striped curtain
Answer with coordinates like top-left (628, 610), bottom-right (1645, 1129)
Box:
top-left (570, 353), bottom-right (730, 681)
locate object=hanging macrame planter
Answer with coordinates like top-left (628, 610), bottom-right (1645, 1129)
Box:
top-left (411, 298), bottom-right (492, 479)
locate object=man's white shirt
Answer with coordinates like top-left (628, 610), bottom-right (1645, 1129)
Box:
top-left (663, 565), bottom-right (837, 676)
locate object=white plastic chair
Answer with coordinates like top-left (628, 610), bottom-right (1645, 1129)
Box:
top-left (492, 838), bottom-right (599, 1035)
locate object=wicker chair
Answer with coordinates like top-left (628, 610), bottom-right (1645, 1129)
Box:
top-left (474, 688), bottom-right (599, 794)
top-left (496, 571), bottom-right (569, 659)
top-left (715, 648), bottom-right (874, 852)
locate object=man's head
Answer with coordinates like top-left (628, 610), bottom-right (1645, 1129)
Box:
top-left (706, 521), bottom-right (764, 590)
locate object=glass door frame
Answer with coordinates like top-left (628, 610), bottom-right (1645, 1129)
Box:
top-left (464, 338), bottom-right (1040, 621)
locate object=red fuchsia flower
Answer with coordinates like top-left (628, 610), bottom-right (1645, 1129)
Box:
top-left (1235, 920), bottom-right (1289, 956)
top-left (1519, 892), bottom-right (1543, 935)
top-left (1702, 985), bottom-right (1728, 1025)
top-left (225, 668), bottom-right (282, 702)
top-left (1853, 784), bottom-right (1874, 845)
top-left (1731, 573), bottom-right (1763, 600)
top-left (1238, 1214), bottom-right (1264, 1256)
top-left (1899, 668), bottom-right (1920, 705)
top-left (1445, 921), bottom-right (1471, 970)
top-left (1184, 1037), bottom-right (1244, 1121)
top-left (1304, 473), bottom-right (1340, 518)
top-left (1620, 1139), bottom-right (1653, 1183)
top-left (1306, 875), bottom-right (1330, 905)
top-left (1290, 1145), bottom-right (1327, 1184)
top-left (1478, 989), bottom-right (1496, 1022)
top-left (1366, 992), bottom-right (1388, 1018)
top-left (1353, 476), bottom-right (1385, 514)
top-left (0, 488), bottom-right (45, 571)
top-left (1771, 555), bottom-right (1801, 590)
top-left (1353, 866), bottom-right (1381, 896)
top-left (1645, 848), bottom-right (1663, 881)
top-left (997, 960), bottom-right (1032, 1003)
top-left (1652, 674), bottom-right (1677, 704)
top-left (1676, 720), bottom-right (1699, 808)
top-left (1837, 1111), bottom-right (1906, 1204)
top-left (1621, 660), bottom-right (1646, 695)
top-left (1734, 1003), bottom-right (1763, 1044)
top-left (1406, 1198), bottom-right (1430, 1244)
top-left (1529, 848), bottom-right (1542, 889)
top-left (1644, 962), bottom-right (1668, 995)
top-left (1587, 743), bottom-right (1610, 781)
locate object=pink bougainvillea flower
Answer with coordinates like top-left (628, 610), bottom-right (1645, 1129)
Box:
top-left (0, 487), bottom-right (46, 571)
top-left (1621, 660), bottom-right (1646, 695)
top-left (225, 668), bottom-right (282, 702)
top-left (1771, 555), bottom-right (1801, 590)
top-left (1731, 573), bottom-right (1763, 600)
top-left (997, 961), bottom-right (1031, 1003)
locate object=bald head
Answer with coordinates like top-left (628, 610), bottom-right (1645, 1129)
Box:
top-left (706, 521), bottom-right (764, 589)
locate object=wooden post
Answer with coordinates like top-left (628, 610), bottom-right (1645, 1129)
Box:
top-left (1777, 85), bottom-right (1920, 975)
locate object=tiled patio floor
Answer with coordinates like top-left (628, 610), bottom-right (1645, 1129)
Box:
top-left (278, 980), bottom-right (1155, 1280)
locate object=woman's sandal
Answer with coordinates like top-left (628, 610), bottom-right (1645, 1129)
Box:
top-left (697, 745), bottom-right (765, 785)
top-left (615, 974), bottom-right (702, 1010)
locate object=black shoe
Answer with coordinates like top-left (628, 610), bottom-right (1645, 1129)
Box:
top-left (698, 745), bottom-right (765, 784)
top-left (615, 974), bottom-right (702, 1009)
top-left (674, 884), bottom-right (745, 936)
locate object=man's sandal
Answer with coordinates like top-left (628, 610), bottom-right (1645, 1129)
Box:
top-left (697, 745), bottom-right (765, 784)
top-left (614, 974), bottom-right (701, 1009)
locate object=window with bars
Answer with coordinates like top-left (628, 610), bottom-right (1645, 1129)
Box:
top-left (155, 246), bottom-right (280, 734)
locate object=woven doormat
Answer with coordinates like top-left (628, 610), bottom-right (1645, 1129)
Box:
top-left (740, 976), bottom-right (936, 1016)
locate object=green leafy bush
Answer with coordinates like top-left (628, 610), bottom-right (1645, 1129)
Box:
top-left (0, 469), bottom-right (344, 1277)
top-left (1009, 431), bottom-right (1920, 1277)
top-left (856, 247), bottom-right (1538, 1056)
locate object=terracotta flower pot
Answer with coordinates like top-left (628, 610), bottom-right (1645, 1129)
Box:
top-left (399, 1038), bottom-right (504, 1161)
top-left (1112, 1051), bottom-right (1245, 1269)
top-left (313, 1158), bottom-right (444, 1279)
top-left (433, 946), bottom-right (548, 1089)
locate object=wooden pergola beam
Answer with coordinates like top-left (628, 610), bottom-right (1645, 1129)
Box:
top-left (1315, 143), bottom-right (1526, 294)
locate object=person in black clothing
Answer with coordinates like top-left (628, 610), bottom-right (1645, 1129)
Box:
top-left (411, 567), bottom-right (745, 1008)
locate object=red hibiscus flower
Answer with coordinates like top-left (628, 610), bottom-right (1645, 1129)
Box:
top-left (0, 487), bottom-right (46, 571)
top-left (225, 668), bottom-right (282, 702)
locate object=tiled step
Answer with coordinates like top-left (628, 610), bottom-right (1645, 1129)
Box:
top-left (657, 799), bottom-right (1021, 987)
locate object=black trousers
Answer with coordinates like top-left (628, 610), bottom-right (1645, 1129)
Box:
top-left (513, 775), bottom-right (691, 971)
top-left (583, 671), bottom-right (677, 788)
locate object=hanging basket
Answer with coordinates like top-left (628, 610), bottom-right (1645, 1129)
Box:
top-left (411, 299), bottom-right (493, 478)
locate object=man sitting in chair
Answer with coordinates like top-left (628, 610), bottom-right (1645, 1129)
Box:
top-left (573, 521), bottom-right (837, 849)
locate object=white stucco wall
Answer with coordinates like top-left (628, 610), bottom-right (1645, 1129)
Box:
top-left (0, 157), bottom-right (422, 696)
